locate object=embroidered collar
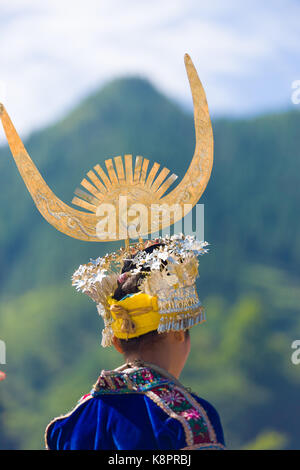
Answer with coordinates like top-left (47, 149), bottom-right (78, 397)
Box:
top-left (92, 365), bottom-right (172, 395)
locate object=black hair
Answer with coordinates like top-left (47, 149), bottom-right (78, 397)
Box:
top-left (113, 243), bottom-right (164, 301)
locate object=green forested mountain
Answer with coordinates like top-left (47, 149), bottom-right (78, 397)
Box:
top-left (0, 76), bottom-right (299, 450)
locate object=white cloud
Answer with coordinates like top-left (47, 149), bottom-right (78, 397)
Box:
top-left (0, 0), bottom-right (299, 138)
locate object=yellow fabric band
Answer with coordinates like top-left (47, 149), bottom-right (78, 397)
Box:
top-left (107, 292), bottom-right (160, 339)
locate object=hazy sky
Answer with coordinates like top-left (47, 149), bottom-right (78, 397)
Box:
top-left (0, 0), bottom-right (299, 137)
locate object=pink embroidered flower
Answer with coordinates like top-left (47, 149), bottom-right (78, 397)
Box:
top-left (141, 369), bottom-right (154, 382)
top-left (181, 408), bottom-right (202, 421)
top-left (158, 388), bottom-right (186, 407)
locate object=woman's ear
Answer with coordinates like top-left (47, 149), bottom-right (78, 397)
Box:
top-left (112, 336), bottom-right (124, 354)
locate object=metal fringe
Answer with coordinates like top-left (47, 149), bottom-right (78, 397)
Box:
top-left (101, 325), bottom-right (114, 347)
top-left (157, 308), bottom-right (206, 333)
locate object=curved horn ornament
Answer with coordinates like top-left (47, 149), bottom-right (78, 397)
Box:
top-left (0, 54), bottom-right (213, 242)
top-left (160, 54), bottom-right (213, 208)
top-left (0, 103), bottom-right (100, 241)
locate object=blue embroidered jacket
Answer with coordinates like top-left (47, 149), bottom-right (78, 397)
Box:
top-left (45, 365), bottom-right (225, 450)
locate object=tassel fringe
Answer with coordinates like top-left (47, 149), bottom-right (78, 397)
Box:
top-left (157, 307), bottom-right (206, 333)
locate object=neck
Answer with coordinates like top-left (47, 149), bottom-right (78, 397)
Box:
top-left (124, 352), bottom-right (182, 379)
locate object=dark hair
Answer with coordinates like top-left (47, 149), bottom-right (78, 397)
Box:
top-left (113, 243), bottom-right (164, 301)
